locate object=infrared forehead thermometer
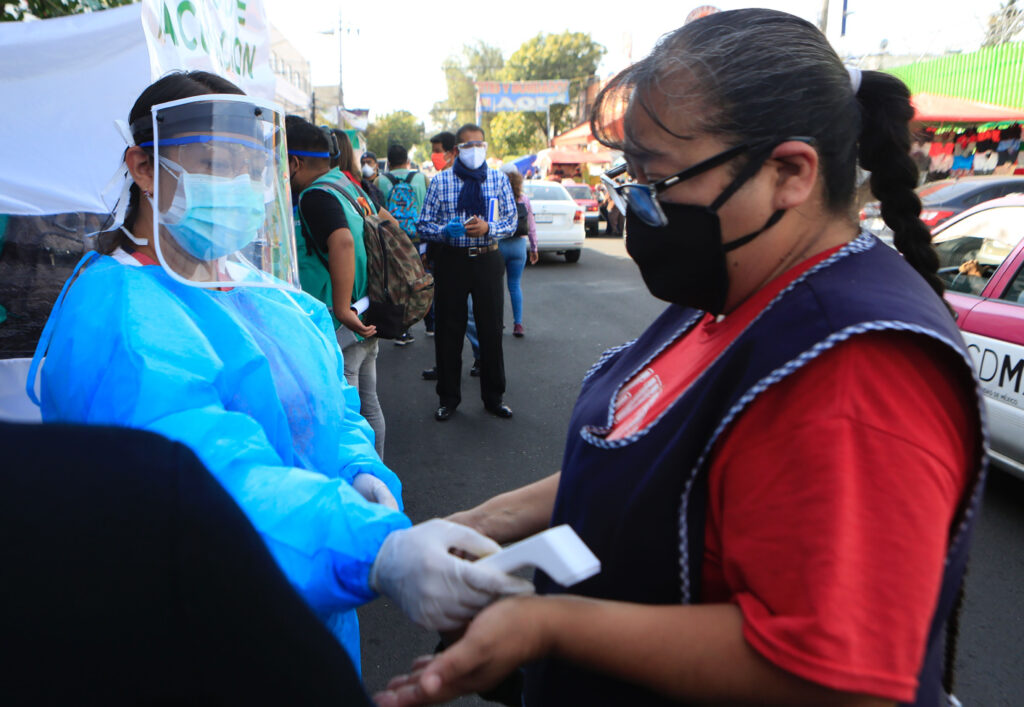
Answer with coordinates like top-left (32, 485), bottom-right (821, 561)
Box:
top-left (476, 524), bottom-right (601, 587)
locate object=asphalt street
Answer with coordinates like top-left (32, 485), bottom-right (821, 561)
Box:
top-left (360, 235), bottom-right (1024, 705)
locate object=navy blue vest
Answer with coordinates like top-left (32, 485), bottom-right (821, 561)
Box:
top-left (525, 234), bottom-right (987, 707)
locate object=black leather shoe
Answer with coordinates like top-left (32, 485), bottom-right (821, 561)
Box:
top-left (435, 405), bottom-right (455, 421)
top-left (469, 360), bottom-right (480, 377)
top-left (422, 367), bottom-right (438, 380)
top-left (484, 402), bottom-right (513, 419)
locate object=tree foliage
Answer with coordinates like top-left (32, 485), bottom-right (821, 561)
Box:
top-left (983, 0), bottom-right (1024, 46)
top-left (365, 110), bottom-right (426, 159)
top-left (2, 0), bottom-right (135, 22)
top-left (429, 41), bottom-right (505, 135)
top-left (488, 32), bottom-right (605, 159)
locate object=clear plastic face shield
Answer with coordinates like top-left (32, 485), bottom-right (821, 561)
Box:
top-left (141, 95), bottom-right (299, 290)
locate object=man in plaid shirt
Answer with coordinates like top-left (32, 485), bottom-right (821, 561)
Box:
top-left (417, 123), bottom-right (518, 422)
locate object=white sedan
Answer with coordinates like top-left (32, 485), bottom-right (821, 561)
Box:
top-left (522, 181), bottom-right (585, 263)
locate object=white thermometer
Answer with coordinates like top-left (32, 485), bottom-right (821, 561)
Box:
top-left (477, 524), bottom-right (601, 587)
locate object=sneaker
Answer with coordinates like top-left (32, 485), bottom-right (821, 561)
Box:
top-left (470, 359), bottom-right (481, 377)
top-left (513, 323), bottom-right (524, 338)
top-left (394, 331), bottom-right (415, 346)
top-left (424, 323), bottom-right (435, 337)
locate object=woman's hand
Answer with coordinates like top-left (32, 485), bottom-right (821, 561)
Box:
top-left (337, 308), bottom-right (377, 339)
top-left (529, 250), bottom-right (539, 265)
top-left (374, 596), bottom-right (552, 707)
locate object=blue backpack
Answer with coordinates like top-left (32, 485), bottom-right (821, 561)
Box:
top-left (384, 172), bottom-right (420, 243)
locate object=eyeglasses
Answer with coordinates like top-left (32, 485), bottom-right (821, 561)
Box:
top-left (602, 137), bottom-right (815, 227)
top-left (457, 140), bottom-right (487, 150)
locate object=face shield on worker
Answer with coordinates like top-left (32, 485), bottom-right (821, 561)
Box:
top-left (133, 95), bottom-right (299, 290)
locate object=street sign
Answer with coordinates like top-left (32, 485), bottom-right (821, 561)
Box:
top-left (475, 80), bottom-right (571, 113)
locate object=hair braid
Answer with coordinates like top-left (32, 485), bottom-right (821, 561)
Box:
top-left (857, 71), bottom-right (945, 301)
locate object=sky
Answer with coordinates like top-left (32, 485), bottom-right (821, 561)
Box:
top-left (263, 0), bottom-right (1007, 131)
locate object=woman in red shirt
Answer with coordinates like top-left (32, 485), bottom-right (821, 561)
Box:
top-left (377, 9), bottom-right (984, 707)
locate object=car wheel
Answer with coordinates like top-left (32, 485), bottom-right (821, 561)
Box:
top-left (586, 224), bottom-right (597, 237)
top-left (564, 249), bottom-right (581, 263)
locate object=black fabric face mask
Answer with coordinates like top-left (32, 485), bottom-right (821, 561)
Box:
top-left (624, 160), bottom-right (785, 315)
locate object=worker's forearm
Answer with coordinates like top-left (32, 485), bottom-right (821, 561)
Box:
top-left (449, 472), bottom-right (560, 544)
top-left (537, 597), bottom-right (894, 707)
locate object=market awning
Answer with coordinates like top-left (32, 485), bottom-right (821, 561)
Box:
top-left (537, 148), bottom-right (616, 164)
top-left (912, 93), bottom-right (1024, 124)
top-left (552, 122), bottom-right (592, 147)
top-left (552, 117), bottom-right (625, 148)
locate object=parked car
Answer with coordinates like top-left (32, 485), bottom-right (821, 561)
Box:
top-left (931, 195), bottom-right (1024, 478)
top-left (861, 176), bottom-right (1024, 243)
top-left (522, 181), bottom-right (585, 263)
top-left (563, 183), bottom-right (601, 236)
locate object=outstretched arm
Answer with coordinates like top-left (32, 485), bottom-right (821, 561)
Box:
top-left (375, 597), bottom-right (895, 707)
top-left (447, 472), bottom-right (559, 545)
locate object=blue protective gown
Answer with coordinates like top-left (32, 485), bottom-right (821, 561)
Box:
top-left (33, 252), bottom-right (412, 666)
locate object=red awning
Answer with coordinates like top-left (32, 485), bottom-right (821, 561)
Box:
top-left (912, 93), bottom-right (1024, 123)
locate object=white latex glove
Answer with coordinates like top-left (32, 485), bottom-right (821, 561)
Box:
top-left (352, 473), bottom-right (400, 511)
top-left (370, 518), bottom-right (535, 631)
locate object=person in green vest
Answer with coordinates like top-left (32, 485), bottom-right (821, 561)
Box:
top-left (286, 116), bottom-right (399, 459)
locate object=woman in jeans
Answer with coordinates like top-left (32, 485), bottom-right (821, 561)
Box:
top-left (501, 167), bottom-right (539, 337)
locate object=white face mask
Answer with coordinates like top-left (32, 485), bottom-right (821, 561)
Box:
top-left (361, 164), bottom-right (376, 178)
top-left (458, 147), bottom-right (486, 170)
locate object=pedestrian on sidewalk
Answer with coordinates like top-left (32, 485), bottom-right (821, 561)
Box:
top-left (416, 123), bottom-right (517, 421)
top-left (288, 116), bottom-right (386, 459)
top-left (380, 143), bottom-right (430, 347)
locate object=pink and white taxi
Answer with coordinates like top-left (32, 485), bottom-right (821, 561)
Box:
top-left (933, 194), bottom-right (1024, 478)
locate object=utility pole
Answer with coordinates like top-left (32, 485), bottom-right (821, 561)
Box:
top-left (320, 13), bottom-right (359, 127)
top-left (336, 9), bottom-right (344, 113)
top-left (819, 0), bottom-right (829, 34)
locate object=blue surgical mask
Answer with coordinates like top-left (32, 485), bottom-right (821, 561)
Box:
top-left (158, 158), bottom-right (266, 261)
top-left (458, 147), bottom-right (486, 170)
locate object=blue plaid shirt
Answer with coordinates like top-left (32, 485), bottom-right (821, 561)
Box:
top-left (417, 168), bottom-right (518, 247)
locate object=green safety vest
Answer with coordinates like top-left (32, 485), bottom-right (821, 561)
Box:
top-left (294, 168), bottom-right (374, 331)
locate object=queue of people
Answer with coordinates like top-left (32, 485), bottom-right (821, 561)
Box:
top-left (10, 8), bottom-right (987, 707)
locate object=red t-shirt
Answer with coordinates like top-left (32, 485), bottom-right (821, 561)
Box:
top-left (608, 246), bottom-right (976, 701)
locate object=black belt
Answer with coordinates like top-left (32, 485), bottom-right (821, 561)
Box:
top-left (442, 242), bottom-right (499, 257)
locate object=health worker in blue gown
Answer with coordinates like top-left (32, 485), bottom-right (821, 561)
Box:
top-left (28, 72), bottom-right (531, 668)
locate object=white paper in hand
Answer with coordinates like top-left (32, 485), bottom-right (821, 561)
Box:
top-left (476, 524), bottom-right (600, 587)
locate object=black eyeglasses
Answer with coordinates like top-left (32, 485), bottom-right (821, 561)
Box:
top-left (602, 137), bottom-right (816, 227)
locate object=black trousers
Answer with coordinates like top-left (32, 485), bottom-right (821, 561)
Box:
top-left (433, 245), bottom-right (505, 408)
top-left (0, 421), bottom-right (371, 706)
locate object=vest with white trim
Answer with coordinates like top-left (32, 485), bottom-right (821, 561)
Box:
top-left (525, 233), bottom-right (987, 707)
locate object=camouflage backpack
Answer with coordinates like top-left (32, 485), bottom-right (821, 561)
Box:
top-left (327, 183), bottom-right (434, 339)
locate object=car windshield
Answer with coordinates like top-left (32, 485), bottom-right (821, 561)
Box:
top-left (525, 184), bottom-right (573, 201)
top-left (934, 205), bottom-right (1024, 295)
top-left (564, 186), bottom-right (593, 200)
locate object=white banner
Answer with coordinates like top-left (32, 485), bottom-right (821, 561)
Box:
top-left (141, 0), bottom-right (274, 100)
top-left (0, 0), bottom-right (274, 217)
top-left (0, 5), bottom-right (150, 215)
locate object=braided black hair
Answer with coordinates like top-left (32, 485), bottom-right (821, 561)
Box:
top-left (857, 70), bottom-right (945, 299)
